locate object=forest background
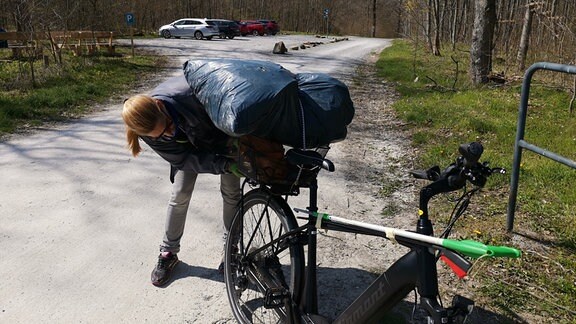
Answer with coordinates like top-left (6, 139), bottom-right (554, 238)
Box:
top-left (3, 0), bottom-right (576, 78)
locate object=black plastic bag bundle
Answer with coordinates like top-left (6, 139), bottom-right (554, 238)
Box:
top-left (182, 58), bottom-right (299, 137)
top-left (182, 58), bottom-right (354, 148)
top-left (297, 72), bottom-right (354, 148)
top-left (248, 72), bottom-right (354, 148)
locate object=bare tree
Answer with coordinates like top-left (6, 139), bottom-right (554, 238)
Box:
top-left (430, 0), bottom-right (441, 55)
top-left (470, 0), bottom-right (497, 84)
top-left (517, 1), bottom-right (534, 72)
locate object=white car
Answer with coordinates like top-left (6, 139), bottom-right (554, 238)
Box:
top-left (159, 18), bottom-right (219, 40)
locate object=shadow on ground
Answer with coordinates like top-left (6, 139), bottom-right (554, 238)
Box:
top-left (315, 266), bottom-right (527, 324)
top-left (156, 261), bottom-right (224, 288)
top-left (160, 261), bottom-right (527, 323)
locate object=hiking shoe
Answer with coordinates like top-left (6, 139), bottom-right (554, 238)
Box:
top-left (151, 252), bottom-right (179, 287)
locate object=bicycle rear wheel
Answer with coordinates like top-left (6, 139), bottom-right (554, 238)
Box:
top-left (224, 189), bottom-right (305, 323)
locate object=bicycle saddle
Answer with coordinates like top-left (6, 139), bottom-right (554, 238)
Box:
top-left (286, 149), bottom-right (335, 172)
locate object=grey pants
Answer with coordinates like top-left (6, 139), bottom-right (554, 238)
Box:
top-left (159, 170), bottom-right (241, 253)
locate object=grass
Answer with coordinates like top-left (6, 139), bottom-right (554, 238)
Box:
top-left (0, 46), bottom-right (166, 137)
top-left (377, 39), bottom-right (576, 322)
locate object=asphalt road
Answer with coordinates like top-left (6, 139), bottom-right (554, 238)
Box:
top-left (0, 34), bottom-right (392, 323)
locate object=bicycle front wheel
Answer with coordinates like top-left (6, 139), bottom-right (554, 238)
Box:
top-left (224, 189), bottom-right (305, 324)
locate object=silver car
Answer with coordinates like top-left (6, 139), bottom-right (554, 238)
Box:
top-left (159, 18), bottom-right (219, 40)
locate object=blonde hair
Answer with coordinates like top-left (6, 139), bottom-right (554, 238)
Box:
top-left (122, 94), bottom-right (165, 157)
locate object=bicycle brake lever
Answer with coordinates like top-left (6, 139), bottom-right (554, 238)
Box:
top-left (410, 170), bottom-right (428, 179)
top-left (491, 167), bottom-right (506, 174)
top-left (466, 163), bottom-right (505, 187)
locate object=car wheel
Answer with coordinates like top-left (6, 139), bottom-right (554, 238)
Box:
top-left (219, 32), bottom-right (226, 39)
top-left (194, 31), bottom-right (203, 40)
top-left (205, 36), bottom-right (213, 40)
top-left (161, 30), bottom-right (171, 39)
top-left (252, 29), bottom-right (259, 36)
top-left (228, 35), bottom-right (235, 40)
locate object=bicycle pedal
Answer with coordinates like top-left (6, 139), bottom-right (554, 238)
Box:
top-left (264, 287), bottom-right (290, 309)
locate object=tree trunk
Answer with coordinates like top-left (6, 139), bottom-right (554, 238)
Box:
top-left (431, 0), bottom-right (441, 55)
top-left (450, 0), bottom-right (459, 49)
top-left (426, 0), bottom-right (433, 52)
top-left (470, 0), bottom-right (497, 84)
top-left (517, 2), bottom-right (534, 72)
top-left (372, 0), bottom-right (376, 37)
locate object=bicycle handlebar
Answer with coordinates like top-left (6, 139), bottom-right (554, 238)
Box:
top-left (412, 142), bottom-right (504, 189)
top-left (401, 143), bottom-right (521, 259)
top-left (412, 142), bottom-right (506, 218)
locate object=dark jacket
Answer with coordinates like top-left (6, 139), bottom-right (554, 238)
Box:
top-left (141, 75), bottom-right (232, 177)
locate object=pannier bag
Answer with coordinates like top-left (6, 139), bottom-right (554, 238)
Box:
top-left (182, 58), bottom-right (354, 149)
top-left (232, 135), bottom-right (319, 187)
top-left (235, 135), bottom-right (289, 184)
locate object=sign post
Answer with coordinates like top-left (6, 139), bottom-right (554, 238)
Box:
top-left (125, 13), bottom-right (135, 56)
top-left (323, 9), bottom-right (329, 37)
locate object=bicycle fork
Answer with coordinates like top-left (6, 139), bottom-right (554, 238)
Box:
top-left (416, 184), bottom-right (474, 323)
top-left (416, 217), bottom-right (448, 322)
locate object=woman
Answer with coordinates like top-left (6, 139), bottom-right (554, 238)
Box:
top-left (122, 75), bottom-right (241, 287)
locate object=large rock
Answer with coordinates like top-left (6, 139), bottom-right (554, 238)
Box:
top-left (273, 41), bottom-right (288, 54)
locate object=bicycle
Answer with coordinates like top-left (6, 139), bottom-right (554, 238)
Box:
top-left (223, 142), bottom-right (521, 323)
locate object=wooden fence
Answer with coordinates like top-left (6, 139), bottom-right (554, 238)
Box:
top-left (0, 31), bottom-right (116, 58)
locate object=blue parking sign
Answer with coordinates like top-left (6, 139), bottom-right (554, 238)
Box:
top-left (125, 13), bottom-right (135, 26)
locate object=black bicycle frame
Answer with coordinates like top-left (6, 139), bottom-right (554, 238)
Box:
top-left (334, 250), bottom-right (418, 323)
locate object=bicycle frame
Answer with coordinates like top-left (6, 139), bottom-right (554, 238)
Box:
top-left (228, 143), bottom-right (520, 324)
top-left (335, 251), bottom-right (418, 323)
top-left (294, 178), bottom-right (447, 323)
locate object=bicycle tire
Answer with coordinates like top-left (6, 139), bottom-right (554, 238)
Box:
top-left (224, 189), bottom-right (305, 323)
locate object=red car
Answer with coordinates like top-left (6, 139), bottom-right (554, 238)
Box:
top-left (258, 20), bottom-right (280, 35)
top-left (238, 20), bottom-right (265, 36)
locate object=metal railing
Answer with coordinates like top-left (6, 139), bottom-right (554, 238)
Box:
top-left (507, 62), bottom-right (576, 232)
